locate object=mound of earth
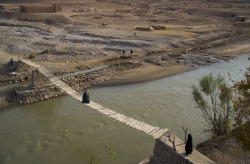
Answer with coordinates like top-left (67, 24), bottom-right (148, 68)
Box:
top-left (196, 135), bottom-right (250, 164)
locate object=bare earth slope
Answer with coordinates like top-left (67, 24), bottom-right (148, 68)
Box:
top-left (0, 0), bottom-right (249, 84)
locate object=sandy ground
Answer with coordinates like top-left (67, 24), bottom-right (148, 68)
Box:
top-left (0, 0), bottom-right (249, 82)
top-left (102, 64), bottom-right (193, 86)
top-left (0, 0), bottom-right (249, 85)
top-left (197, 135), bottom-right (250, 164)
top-left (210, 40), bottom-right (250, 57)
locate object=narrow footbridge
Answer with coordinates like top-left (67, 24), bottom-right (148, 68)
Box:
top-left (22, 59), bottom-right (168, 139)
top-left (22, 59), bottom-right (216, 164)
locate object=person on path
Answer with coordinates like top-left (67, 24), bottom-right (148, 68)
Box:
top-left (185, 134), bottom-right (193, 155)
top-left (10, 58), bottom-right (13, 65)
top-left (130, 49), bottom-right (133, 54)
top-left (82, 88), bottom-right (90, 103)
top-left (122, 49), bottom-right (125, 55)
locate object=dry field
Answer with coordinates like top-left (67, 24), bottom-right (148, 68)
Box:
top-left (0, 0), bottom-right (249, 79)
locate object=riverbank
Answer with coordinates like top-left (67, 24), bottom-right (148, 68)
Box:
top-left (101, 64), bottom-right (194, 86)
top-left (196, 134), bottom-right (250, 164)
top-left (0, 42), bottom-right (249, 111)
top-left (101, 42), bottom-right (250, 86)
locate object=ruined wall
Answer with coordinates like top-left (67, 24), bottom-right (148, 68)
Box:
top-left (15, 66), bottom-right (66, 104)
top-left (53, 4), bottom-right (62, 12)
top-left (31, 69), bottom-right (50, 89)
top-left (20, 4), bottom-right (62, 13)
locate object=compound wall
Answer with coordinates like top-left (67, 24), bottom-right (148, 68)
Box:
top-left (20, 4), bottom-right (62, 13)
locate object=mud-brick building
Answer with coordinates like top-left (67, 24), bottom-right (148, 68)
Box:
top-left (20, 4), bottom-right (62, 13)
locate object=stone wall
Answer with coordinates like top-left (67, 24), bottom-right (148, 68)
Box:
top-left (20, 4), bottom-right (62, 13)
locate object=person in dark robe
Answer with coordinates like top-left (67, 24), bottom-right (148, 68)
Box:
top-left (130, 49), bottom-right (133, 54)
top-left (122, 49), bottom-right (125, 55)
top-left (82, 88), bottom-right (90, 103)
top-left (185, 134), bottom-right (193, 155)
top-left (10, 58), bottom-right (13, 65)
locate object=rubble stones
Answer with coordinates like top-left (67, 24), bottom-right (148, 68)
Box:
top-left (15, 84), bottom-right (66, 104)
top-left (61, 67), bottom-right (118, 91)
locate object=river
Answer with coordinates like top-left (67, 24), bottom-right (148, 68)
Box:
top-left (0, 54), bottom-right (249, 164)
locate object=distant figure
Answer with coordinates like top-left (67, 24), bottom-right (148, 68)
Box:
top-left (189, 12), bottom-right (194, 15)
top-left (122, 49), bottom-right (125, 55)
top-left (82, 88), bottom-right (90, 103)
top-left (130, 49), bottom-right (133, 54)
top-left (185, 134), bottom-right (193, 155)
top-left (10, 58), bottom-right (13, 65)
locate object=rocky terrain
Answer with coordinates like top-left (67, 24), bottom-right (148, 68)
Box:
top-left (0, 0), bottom-right (249, 74)
top-left (197, 134), bottom-right (250, 164)
top-left (15, 84), bottom-right (66, 104)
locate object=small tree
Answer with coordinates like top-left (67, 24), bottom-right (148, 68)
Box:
top-left (230, 66), bottom-right (250, 151)
top-left (192, 73), bottom-right (233, 136)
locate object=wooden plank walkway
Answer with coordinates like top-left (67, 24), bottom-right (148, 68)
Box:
top-left (22, 59), bottom-right (168, 138)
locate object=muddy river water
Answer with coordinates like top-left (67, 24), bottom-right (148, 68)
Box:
top-left (0, 54), bottom-right (249, 164)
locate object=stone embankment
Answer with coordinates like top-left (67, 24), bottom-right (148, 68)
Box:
top-left (14, 68), bottom-right (66, 104)
top-left (61, 61), bottom-right (145, 90)
top-left (0, 61), bottom-right (33, 85)
top-left (15, 84), bottom-right (66, 104)
top-left (61, 67), bottom-right (118, 91)
top-left (0, 89), bottom-right (16, 111)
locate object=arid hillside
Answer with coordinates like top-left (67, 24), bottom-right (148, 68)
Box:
top-left (0, 0), bottom-right (249, 79)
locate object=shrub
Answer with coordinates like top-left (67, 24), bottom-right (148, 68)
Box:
top-left (29, 54), bottom-right (36, 59)
top-left (152, 25), bottom-right (166, 30)
top-left (135, 27), bottom-right (152, 31)
top-left (230, 66), bottom-right (250, 151)
top-left (192, 73), bottom-right (233, 136)
top-left (41, 49), bottom-right (51, 54)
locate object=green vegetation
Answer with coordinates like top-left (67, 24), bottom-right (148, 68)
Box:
top-left (230, 65), bottom-right (250, 151)
top-left (29, 53), bottom-right (36, 59)
top-left (135, 27), bottom-right (151, 31)
top-left (192, 73), bottom-right (233, 136)
top-left (89, 143), bottom-right (116, 164)
top-left (151, 25), bottom-right (166, 30)
top-left (193, 69), bottom-right (250, 151)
